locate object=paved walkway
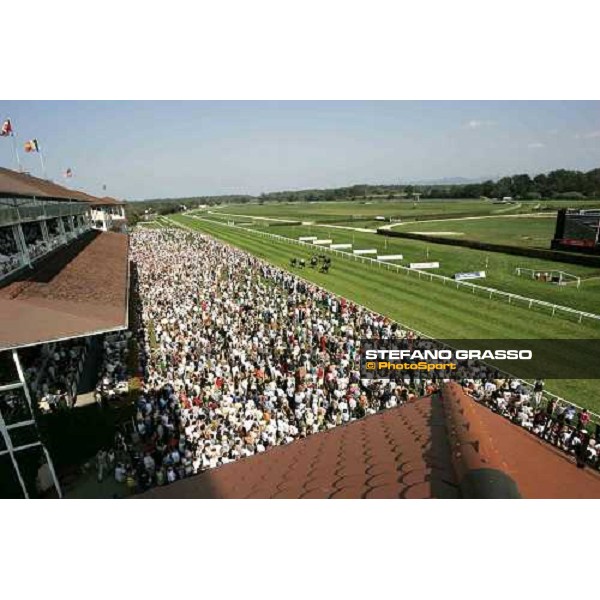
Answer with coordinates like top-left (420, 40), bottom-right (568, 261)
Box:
top-left (64, 469), bottom-right (129, 499)
top-left (380, 211), bottom-right (555, 230)
top-left (206, 211), bottom-right (292, 222)
top-left (74, 336), bottom-right (102, 408)
top-left (313, 223), bottom-right (378, 233)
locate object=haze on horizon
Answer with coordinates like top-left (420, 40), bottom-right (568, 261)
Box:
top-left (0, 100), bottom-right (599, 200)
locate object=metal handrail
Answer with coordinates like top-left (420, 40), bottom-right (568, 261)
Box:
top-left (0, 200), bottom-right (89, 228)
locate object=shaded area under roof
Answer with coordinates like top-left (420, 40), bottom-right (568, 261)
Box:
top-left (0, 230), bottom-right (129, 350)
top-left (139, 396), bottom-right (460, 499)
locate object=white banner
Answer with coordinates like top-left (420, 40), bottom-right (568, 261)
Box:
top-left (409, 262), bottom-right (440, 269)
top-left (353, 249), bottom-right (377, 255)
top-left (377, 254), bottom-right (404, 260)
top-left (454, 271), bottom-right (486, 281)
top-left (299, 236), bottom-right (317, 241)
top-left (313, 239), bottom-right (333, 245)
top-left (330, 243), bottom-right (353, 249)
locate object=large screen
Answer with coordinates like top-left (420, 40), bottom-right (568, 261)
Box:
top-left (552, 209), bottom-right (600, 253)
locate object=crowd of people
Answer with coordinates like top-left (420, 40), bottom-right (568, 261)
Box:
top-left (88, 226), bottom-right (599, 494)
top-left (26, 340), bottom-right (89, 412)
top-left (464, 378), bottom-right (600, 469)
top-left (93, 332), bottom-right (131, 405)
top-left (3, 218), bottom-right (597, 496)
top-left (102, 228), bottom-right (436, 493)
top-left (22, 221), bottom-right (49, 261)
top-left (9, 331), bottom-right (134, 415)
top-left (0, 225), bottom-right (23, 277)
top-left (44, 217), bottom-right (66, 251)
top-left (0, 219), bottom-right (74, 281)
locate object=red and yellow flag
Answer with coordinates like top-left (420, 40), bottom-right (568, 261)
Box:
top-left (24, 139), bottom-right (40, 153)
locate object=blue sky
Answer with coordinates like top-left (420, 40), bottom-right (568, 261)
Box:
top-left (0, 101), bottom-right (599, 200)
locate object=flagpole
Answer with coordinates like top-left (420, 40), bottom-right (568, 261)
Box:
top-left (39, 149), bottom-right (47, 179)
top-left (9, 117), bottom-right (22, 171)
top-left (11, 134), bottom-right (22, 172)
top-left (2, 118), bottom-right (22, 171)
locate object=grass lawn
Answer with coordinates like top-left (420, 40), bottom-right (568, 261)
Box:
top-left (390, 215), bottom-right (559, 249)
top-left (203, 199), bottom-right (511, 222)
top-left (193, 212), bottom-right (297, 227)
top-left (169, 215), bottom-right (600, 409)
top-left (234, 221), bottom-right (600, 314)
top-left (198, 197), bottom-right (600, 225)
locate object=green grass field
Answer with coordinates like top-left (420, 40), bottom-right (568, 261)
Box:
top-left (195, 212), bottom-right (298, 227)
top-left (202, 198), bottom-right (518, 223)
top-left (389, 215), bottom-right (559, 248)
top-left (169, 214), bottom-right (600, 408)
top-left (224, 220), bottom-right (600, 314)
top-left (198, 197), bottom-right (600, 226)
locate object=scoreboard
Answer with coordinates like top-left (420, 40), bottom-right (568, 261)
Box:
top-left (551, 209), bottom-right (600, 254)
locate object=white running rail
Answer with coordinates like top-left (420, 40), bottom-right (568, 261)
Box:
top-left (166, 215), bottom-right (600, 424)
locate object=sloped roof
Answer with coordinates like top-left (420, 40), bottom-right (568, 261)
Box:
top-left (97, 196), bottom-right (125, 206)
top-left (139, 384), bottom-right (600, 499)
top-left (0, 230), bottom-right (129, 350)
top-left (0, 166), bottom-right (53, 198)
top-left (0, 166), bottom-right (124, 204)
top-left (448, 384), bottom-right (600, 498)
top-left (139, 396), bottom-right (460, 499)
top-left (442, 382), bottom-right (600, 498)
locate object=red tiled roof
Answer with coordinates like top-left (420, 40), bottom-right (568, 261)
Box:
top-left (96, 196), bottom-right (125, 206)
top-left (0, 231), bottom-right (129, 350)
top-left (0, 166), bottom-right (123, 204)
top-left (0, 166), bottom-right (52, 198)
top-left (443, 383), bottom-right (600, 499)
top-left (139, 396), bottom-right (460, 499)
top-left (139, 384), bottom-right (600, 499)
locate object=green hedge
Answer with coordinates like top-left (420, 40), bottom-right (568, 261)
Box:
top-left (266, 220), bottom-right (302, 227)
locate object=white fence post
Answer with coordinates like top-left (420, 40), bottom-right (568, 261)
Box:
top-left (169, 214), bottom-right (600, 426)
top-left (189, 216), bottom-right (600, 325)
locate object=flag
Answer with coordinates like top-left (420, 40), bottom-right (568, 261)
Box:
top-left (24, 139), bottom-right (40, 153)
top-left (1, 119), bottom-right (12, 136)
top-left (64, 168), bottom-right (73, 178)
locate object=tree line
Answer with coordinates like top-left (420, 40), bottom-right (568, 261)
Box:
top-left (125, 166), bottom-right (600, 224)
top-left (429, 168), bottom-right (600, 200)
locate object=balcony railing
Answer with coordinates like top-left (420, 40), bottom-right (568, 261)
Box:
top-left (0, 222), bottom-right (93, 283)
top-left (0, 199), bottom-right (89, 228)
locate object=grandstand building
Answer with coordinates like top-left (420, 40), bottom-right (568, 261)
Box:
top-left (0, 167), bottom-right (130, 498)
top-left (89, 197), bottom-right (126, 233)
top-left (2, 171), bottom-right (600, 500)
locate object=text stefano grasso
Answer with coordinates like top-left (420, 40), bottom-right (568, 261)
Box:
top-left (364, 349), bottom-right (533, 361)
